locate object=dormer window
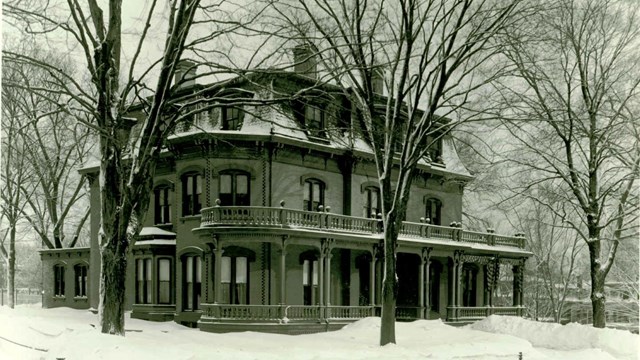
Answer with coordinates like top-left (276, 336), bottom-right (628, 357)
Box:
top-left (426, 134), bottom-right (443, 163)
top-left (304, 105), bottom-right (325, 137)
top-left (222, 106), bottom-right (243, 130)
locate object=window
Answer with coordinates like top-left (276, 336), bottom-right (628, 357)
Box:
top-left (74, 264), bottom-right (88, 297)
top-left (158, 258), bottom-right (172, 304)
top-left (426, 134), bottom-right (443, 163)
top-left (462, 265), bottom-right (478, 307)
top-left (305, 105), bottom-right (325, 137)
top-left (154, 186), bottom-right (171, 224)
top-left (219, 171), bottom-right (250, 206)
top-left (302, 259), bottom-right (319, 305)
top-left (54, 264), bottom-right (65, 297)
top-left (136, 258), bottom-right (152, 304)
top-left (363, 186), bottom-right (381, 218)
top-left (425, 198), bottom-right (442, 226)
top-left (222, 106), bottom-right (243, 130)
top-left (182, 172), bottom-right (202, 216)
top-left (183, 255), bottom-right (201, 310)
top-left (429, 261), bottom-right (442, 313)
top-left (303, 179), bottom-right (324, 211)
top-left (221, 256), bottom-right (249, 304)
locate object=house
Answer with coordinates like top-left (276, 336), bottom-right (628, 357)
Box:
top-left (39, 54), bottom-right (532, 334)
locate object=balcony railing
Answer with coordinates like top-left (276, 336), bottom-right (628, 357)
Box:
top-left (200, 204), bottom-right (526, 249)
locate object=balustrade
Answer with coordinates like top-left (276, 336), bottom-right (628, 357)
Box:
top-left (200, 205), bottom-right (526, 249)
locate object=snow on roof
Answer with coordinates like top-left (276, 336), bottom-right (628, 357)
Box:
top-left (138, 227), bottom-right (176, 239)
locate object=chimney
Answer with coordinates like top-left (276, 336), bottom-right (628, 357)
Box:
top-left (292, 45), bottom-right (317, 78)
top-left (174, 60), bottom-right (197, 88)
top-left (371, 67), bottom-right (384, 94)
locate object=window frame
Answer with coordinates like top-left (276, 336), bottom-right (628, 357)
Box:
top-left (157, 257), bottom-right (173, 305)
top-left (182, 172), bottom-right (202, 216)
top-left (363, 186), bottom-right (381, 218)
top-left (54, 264), bottom-right (65, 297)
top-left (136, 258), bottom-right (153, 304)
top-left (426, 134), bottom-right (444, 163)
top-left (303, 178), bottom-right (325, 211)
top-left (74, 263), bottom-right (88, 298)
top-left (183, 255), bottom-right (202, 311)
top-left (154, 185), bottom-right (172, 225)
top-left (219, 170), bottom-right (251, 206)
top-left (220, 255), bottom-right (250, 304)
top-left (425, 197), bottom-right (442, 226)
top-left (221, 106), bottom-right (244, 130)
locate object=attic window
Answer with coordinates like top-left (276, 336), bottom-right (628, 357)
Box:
top-left (426, 134), bottom-right (443, 164)
top-left (222, 106), bottom-right (243, 130)
top-left (304, 105), bottom-right (325, 137)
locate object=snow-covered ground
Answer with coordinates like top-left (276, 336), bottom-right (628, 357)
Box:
top-left (0, 305), bottom-right (637, 360)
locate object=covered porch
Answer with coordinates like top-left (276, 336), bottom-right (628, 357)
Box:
top-left (191, 203), bottom-right (530, 333)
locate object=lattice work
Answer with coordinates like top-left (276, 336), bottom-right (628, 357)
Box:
top-left (205, 155), bottom-right (211, 207)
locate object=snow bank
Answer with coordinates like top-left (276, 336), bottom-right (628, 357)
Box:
top-left (469, 315), bottom-right (639, 360)
top-left (1, 306), bottom-right (634, 360)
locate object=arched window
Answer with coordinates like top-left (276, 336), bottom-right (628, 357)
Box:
top-left (54, 264), bottom-right (65, 297)
top-left (300, 251), bottom-right (320, 305)
top-left (429, 260), bottom-right (442, 313)
top-left (183, 255), bottom-right (202, 310)
top-left (136, 258), bottom-right (152, 304)
top-left (154, 186), bottom-right (172, 224)
top-left (219, 171), bottom-right (250, 206)
top-left (303, 179), bottom-right (325, 211)
top-left (157, 258), bottom-right (172, 304)
top-left (363, 186), bottom-right (381, 218)
top-left (425, 198), bottom-right (442, 226)
top-left (182, 172), bottom-right (202, 216)
top-left (74, 264), bottom-right (88, 297)
top-left (462, 264), bottom-right (478, 307)
top-left (220, 247), bottom-right (254, 304)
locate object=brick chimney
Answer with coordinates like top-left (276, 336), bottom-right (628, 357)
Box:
top-left (174, 60), bottom-right (197, 88)
top-left (292, 45), bottom-right (317, 78)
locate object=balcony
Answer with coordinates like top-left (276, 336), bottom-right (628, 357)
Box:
top-left (199, 204), bottom-right (526, 249)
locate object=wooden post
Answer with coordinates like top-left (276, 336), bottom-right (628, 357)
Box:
top-left (369, 252), bottom-right (376, 306)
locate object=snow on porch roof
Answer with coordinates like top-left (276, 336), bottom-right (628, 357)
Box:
top-left (138, 226), bottom-right (176, 239)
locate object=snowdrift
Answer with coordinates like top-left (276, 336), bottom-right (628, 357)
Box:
top-left (470, 315), bottom-right (639, 360)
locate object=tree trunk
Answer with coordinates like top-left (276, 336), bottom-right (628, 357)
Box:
top-left (590, 265), bottom-right (607, 328)
top-left (380, 218), bottom-right (399, 345)
top-left (8, 225), bottom-right (16, 309)
top-left (99, 240), bottom-right (128, 334)
top-left (97, 140), bottom-right (131, 335)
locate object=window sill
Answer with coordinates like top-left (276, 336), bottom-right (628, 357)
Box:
top-left (307, 135), bottom-right (330, 144)
top-left (73, 296), bottom-right (88, 301)
top-left (154, 223), bottom-right (174, 231)
top-left (53, 296), bottom-right (66, 300)
top-left (180, 215), bottom-right (201, 223)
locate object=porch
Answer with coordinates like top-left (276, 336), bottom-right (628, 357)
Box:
top-left (187, 203), bottom-right (531, 333)
top-left (197, 304), bottom-right (526, 333)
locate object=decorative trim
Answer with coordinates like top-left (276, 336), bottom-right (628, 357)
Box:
top-left (153, 179), bottom-right (175, 190)
top-left (300, 173), bottom-right (330, 190)
top-left (360, 181), bottom-right (379, 193)
top-left (213, 164), bottom-right (257, 179)
top-left (177, 246), bottom-right (205, 257)
top-left (178, 165), bottom-right (205, 177)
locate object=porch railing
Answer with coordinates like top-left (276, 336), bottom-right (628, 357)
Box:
top-left (449, 306), bottom-right (525, 320)
top-left (201, 303), bottom-right (525, 324)
top-left (200, 205), bottom-right (526, 249)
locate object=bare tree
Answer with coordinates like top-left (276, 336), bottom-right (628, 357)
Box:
top-left (490, 0), bottom-right (640, 327)
top-left (269, 0), bottom-right (522, 344)
top-left (2, 43), bottom-right (93, 251)
top-left (0, 62), bottom-right (37, 308)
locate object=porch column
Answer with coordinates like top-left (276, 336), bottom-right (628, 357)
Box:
top-left (455, 251), bottom-right (464, 307)
top-left (419, 248), bottom-right (430, 319)
top-left (279, 238), bottom-right (288, 304)
top-left (512, 263), bottom-right (523, 307)
top-left (214, 246), bottom-right (223, 304)
top-left (318, 251), bottom-right (324, 306)
top-left (424, 249), bottom-right (431, 319)
top-left (204, 243), bottom-right (214, 303)
top-left (369, 253), bottom-right (376, 306)
top-left (322, 239), bottom-right (334, 309)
